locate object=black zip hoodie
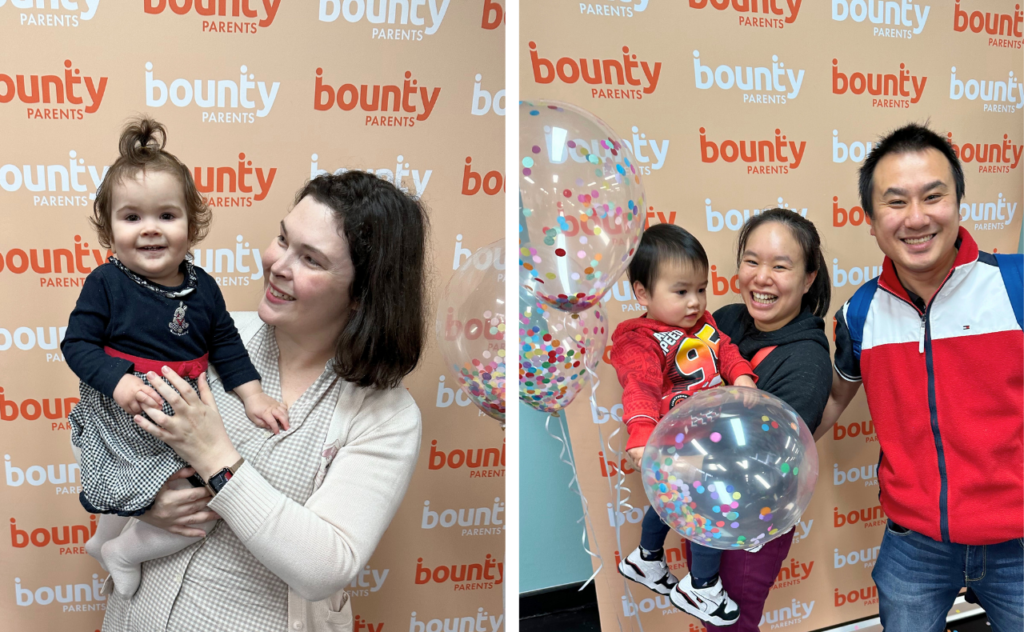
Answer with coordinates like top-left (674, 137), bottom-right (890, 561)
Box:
top-left (713, 303), bottom-right (832, 433)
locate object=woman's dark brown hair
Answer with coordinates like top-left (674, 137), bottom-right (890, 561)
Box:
top-left (296, 171), bottom-right (429, 390)
top-left (90, 117), bottom-right (211, 249)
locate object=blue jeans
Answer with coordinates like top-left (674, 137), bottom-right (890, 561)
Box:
top-left (872, 520), bottom-right (1024, 632)
top-left (640, 507), bottom-right (721, 581)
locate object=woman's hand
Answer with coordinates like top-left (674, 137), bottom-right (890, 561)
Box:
top-left (138, 468), bottom-right (221, 538)
top-left (135, 367), bottom-right (241, 481)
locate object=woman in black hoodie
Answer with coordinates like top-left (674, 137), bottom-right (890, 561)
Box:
top-left (685, 208), bottom-right (833, 632)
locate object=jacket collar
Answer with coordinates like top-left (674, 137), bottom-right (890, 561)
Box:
top-left (877, 226), bottom-right (978, 304)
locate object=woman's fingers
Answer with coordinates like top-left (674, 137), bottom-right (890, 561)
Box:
top-left (159, 366), bottom-right (201, 405)
top-left (144, 370), bottom-right (186, 410)
top-left (135, 414), bottom-right (169, 441)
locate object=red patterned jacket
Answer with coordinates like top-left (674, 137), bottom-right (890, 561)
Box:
top-left (611, 312), bottom-right (756, 450)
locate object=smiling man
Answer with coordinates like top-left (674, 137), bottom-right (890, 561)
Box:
top-left (818, 124), bottom-right (1023, 630)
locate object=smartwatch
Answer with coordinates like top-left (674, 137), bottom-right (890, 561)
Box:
top-left (205, 457), bottom-right (245, 496)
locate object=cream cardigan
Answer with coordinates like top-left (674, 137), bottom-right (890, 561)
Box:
top-left (78, 312), bottom-right (422, 632)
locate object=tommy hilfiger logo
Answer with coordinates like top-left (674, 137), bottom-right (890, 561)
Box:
top-left (169, 302), bottom-right (189, 336)
top-left (963, 325), bottom-right (971, 330)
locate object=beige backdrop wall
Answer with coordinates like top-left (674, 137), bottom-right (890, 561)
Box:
top-left (0, 2), bottom-right (506, 631)
top-left (522, 1), bottom-right (1022, 630)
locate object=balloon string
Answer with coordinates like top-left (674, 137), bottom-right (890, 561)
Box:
top-left (544, 414), bottom-right (604, 590)
top-left (587, 365), bottom-right (645, 632)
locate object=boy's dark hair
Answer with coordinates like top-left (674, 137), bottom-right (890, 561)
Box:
top-left (296, 171), bottom-right (429, 390)
top-left (91, 117), bottom-right (211, 249)
top-left (627, 223), bottom-right (708, 292)
top-left (858, 123), bottom-right (965, 219)
top-left (736, 208), bottom-right (831, 319)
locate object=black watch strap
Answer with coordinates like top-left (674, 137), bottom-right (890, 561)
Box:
top-left (205, 457), bottom-right (245, 496)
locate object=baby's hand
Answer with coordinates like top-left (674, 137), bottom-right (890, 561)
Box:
top-left (733, 375), bottom-right (760, 408)
top-left (113, 374), bottom-right (163, 415)
top-left (243, 392), bottom-right (289, 434)
top-left (627, 447), bottom-right (644, 469)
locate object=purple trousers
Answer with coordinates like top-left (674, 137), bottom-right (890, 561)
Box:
top-left (684, 529), bottom-right (796, 632)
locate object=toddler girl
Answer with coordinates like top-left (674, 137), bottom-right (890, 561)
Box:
top-left (62, 117), bottom-right (287, 597)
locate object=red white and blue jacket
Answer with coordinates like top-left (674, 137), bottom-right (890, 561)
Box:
top-left (834, 228), bottom-right (1023, 545)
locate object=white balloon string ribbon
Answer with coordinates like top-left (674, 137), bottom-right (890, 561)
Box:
top-left (545, 413), bottom-right (604, 589)
top-left (586, 366), bottom-right (645, 632)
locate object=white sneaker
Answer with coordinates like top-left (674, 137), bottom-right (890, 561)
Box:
top-left (670, 573), bottom-right (740, 626)
top-left (617, 546), bottom-right (678, 595)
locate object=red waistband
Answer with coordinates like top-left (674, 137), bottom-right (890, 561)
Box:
top-left (104, 347), bottom-right (209, 379)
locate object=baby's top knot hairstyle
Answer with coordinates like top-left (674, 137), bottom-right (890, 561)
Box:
top-left (90, 116), bottom-right (211, 250)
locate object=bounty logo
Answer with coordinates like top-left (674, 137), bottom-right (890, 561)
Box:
top-left (953, 1), bottom-right (1023, 48)
top-left (948, 131), bottom-right (1023, 173)
top-left (344, 565), bottom-right (389, 597)
top-left (688, 0), bottom-right (802, 28)
top-left (705, 196), bottom-right (807, 232)
top-left (144, 0), bottom-right (281, 33)
top-left (145, 62), bottom-right (280, 123)
top-left (0, 150), bottom-right (108, 205)
top-left (759, 600), bottom-right (814, 627)
top-left (3, 0), bottom-right (98, 26)
top-left (471, 73), bottom-right (504, 116)
top-left (831, 129), bottom-right (875, 163)
top-left (959, 193), bottom-right (1017, 231)
top-left (314, 69), bottom-right (441, 127)
top-left (0, 387), bottom-right (79, 428)
top-left (1, 60), bottom-right (107, 119)
top-left (14, 575), bottom-right (107, 610)
top-left (0, 235), bottom-right (111, 291)
top-left (318, 0), bottom-right (451, 41)
top-left (832, 258), bottom-right (882, 288)
top-left (310, 154), bottom-right (432, 198)
top-left (528, 41), bottom-right (662, 100)
top-left (409, 608), bottom-right (504, 632)
top-left (579, 0), bottom-right (649, 18)
top-left (949, 66), bottom-right (1023, 112)
top-left (831, 0), bottom-right (930, 38)
top-left (693, 50), bottom-right (804, 104)
top-left (193, 153), bottom-right (276, 207)
top-left (0, 326), bottom-right (66, 359)
top-left (192, 235), bottom-right (264, 287)
top-left (622, 125), bottom-right (669, 174)
top-left (833, 462), bottom-right (878, 486)
top-left (421, 498), bottom-right (505, 536)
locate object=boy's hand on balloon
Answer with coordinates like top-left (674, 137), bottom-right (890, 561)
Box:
top-left (114, 374), bottom-right (163, 415)
top-left (628, 447), bottom-right (645, 469)
top-left (733, 375), bottom-right (760, 408)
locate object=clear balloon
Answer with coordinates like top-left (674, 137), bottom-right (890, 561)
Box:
top-left (519, 286), bottom-right (608, 414)
top-left (436, 239), bottom-right (506, 423)
top-left (519, 100), bottom-right (646, 312)
top-left (641, 387), bottom-right (819, 550)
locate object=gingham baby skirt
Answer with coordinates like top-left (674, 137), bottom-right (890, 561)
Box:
top-left (69, 371), bottom-right (195, 516)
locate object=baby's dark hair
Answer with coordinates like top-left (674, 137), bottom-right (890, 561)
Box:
top-left (90, 117), bottom-right (211, 249)
top-left (627, 223), bottom-right (709, 292)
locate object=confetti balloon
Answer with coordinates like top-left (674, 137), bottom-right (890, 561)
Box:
top-left (436, 239), bottom-right (506, 424)
top-left (641, 387), bottom-right (819, 550)
top-left (519, 100), bottom-right (646, 312)
top-left (519, 285), bottom-right (607, 414)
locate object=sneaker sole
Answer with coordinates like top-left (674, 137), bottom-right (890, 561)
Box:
top-left (617, 560), bottom-right (674, 596)
top-left (669, 591), bottom-right (739, 627)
